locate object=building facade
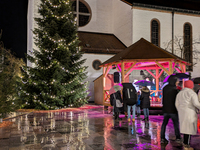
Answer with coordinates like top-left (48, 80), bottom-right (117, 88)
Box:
top-left (28, 0), bottom-right (200, 101)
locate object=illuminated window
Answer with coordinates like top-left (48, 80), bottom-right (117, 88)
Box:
top-left (72, 0), bottom-right (91, 27)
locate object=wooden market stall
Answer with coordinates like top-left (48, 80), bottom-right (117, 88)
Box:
top-left (98, 38), bottom-right (190, 107)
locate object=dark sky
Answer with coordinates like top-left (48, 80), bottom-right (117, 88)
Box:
top-left (122, 0), bottom-right (200, 11)
top-left (0, 0), bottom-right (28, 61)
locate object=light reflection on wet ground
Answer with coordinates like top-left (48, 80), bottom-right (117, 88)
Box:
top-left (0, 107), bottom-right (200, 150)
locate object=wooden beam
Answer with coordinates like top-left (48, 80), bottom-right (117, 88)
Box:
top-left (158, 69), bottom-right (164, 78)
top-left (182, 64), bottom-right (186, 73)
top-left (125, 62), bottom-right (137, 74)
top-left (155, 69), bottom-right (159, 95)
top-left (103, 65), bottom-right (111, 78)
top-left (123, 58), bottom-right (173, 63)
top-left (124, 67), bottom-right (135, 78)
top-left (169, 61), bottom-right (173, 74)
top-left (146, 69), bottom-right (156, 78)
top-left (180, 64), bottom-right (184, 73)
top-left (155, 61), bottom-right (170, 75)
top-left (116, 64), bottom-right (121, 72)
top-left (175, 67), bottom-right (182, 73)
top-left (121, 61), bottom-right (125, 83)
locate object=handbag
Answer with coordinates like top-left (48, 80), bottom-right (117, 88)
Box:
top-left (114, 93), bottom-right (123, 108)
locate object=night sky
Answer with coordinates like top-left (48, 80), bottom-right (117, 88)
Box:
top-left (0, 0), bottom-right (28, 61)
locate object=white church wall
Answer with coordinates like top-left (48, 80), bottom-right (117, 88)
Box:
top-left (112, 0), bottom-right (132, 47)
top-left (132, 8), bottom-right (173, 49)
top-left (78, 0), bottom-right (113, 33)
top-left (82, 53), bottom-right (116, 101)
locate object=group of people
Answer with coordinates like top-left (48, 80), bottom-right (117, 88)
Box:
top-left (110, 74), bottom-right (200, 150)
top-left (161, 75), bottom-right (200, 150)
top-left (110, 83), bottom-right (151, 122)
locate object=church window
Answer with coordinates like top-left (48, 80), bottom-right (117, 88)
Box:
top-left (184, 23), bottom-right (192, 71)
top-left (92, 60), bottom-right (101, 70)
top-left (72, 0), bottom-right (92, 27)
top-left (151, 19), bottom-right (160, 46)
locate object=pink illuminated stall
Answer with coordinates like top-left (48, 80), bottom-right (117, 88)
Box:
top-left (98, 38), bottom-right (190, 107)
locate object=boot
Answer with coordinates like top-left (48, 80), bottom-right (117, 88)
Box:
top-left (142, 118), bottom-right (146, 121)
top-left (117, 112), bottom-right (122, 120)
top-left (138, 113), bottom-right (140, 117)
top-left (114, 112), bottom-right (118, 120)
top-left (147, 117), bottom-right (149, 121)
top-left (124, 112), bottom-right (127, 118)
top-left (183, 144), bottom-right (194, 150)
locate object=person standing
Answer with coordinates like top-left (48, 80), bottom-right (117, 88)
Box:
top-left (160, 75), bottom-right (181, 144)
top-left (140, 86), bottom-right (150, 121)
top-left (110, 90), bottom-right (123, 120)
top-left (176, 80), bottom-right (200, 150)
top-left (136, 91), bottom-right (141, 117)
top-left (122, 83), bottom-right (137, 122)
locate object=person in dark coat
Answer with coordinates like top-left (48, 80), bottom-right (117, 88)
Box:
top-left (140, 86), bottom-right (150, 121)
top-left (110, 90), bottom-right (123, 120)
top-left (136, 91), bottom-right (141, 117)
top-left (160, 75), bottom-right (181, 144)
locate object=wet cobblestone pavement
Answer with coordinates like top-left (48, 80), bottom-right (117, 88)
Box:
top-left (0, 106), bottom-right (200, 150)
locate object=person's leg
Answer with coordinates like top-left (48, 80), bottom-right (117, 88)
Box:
top-left (127, 105), bottom-right (131, 121)
top-left (132, 105), bottom-right (136, 121)
top-left (138, 106), bottom-right (141, 114)
top-left (183, 134), bottom-right (191, 145)
top-left (113, 106), bottom-right (115, 116)
top-left (143, 108), bottom-right (147, 119)
top-left (170, 114), bottom-right (181, 139)
top-left (124, 102), bottom-right (127, 117)
top-left (147, 108), bottom-right (149, 120)
top-left (161, 113), bottom-right (170, 140)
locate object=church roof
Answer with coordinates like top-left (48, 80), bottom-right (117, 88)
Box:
top-left (78, 31), bottom-right (126, 54)
top-left (121, 0), bottom-right (200, 12)
top-left (101, 38), bottom-right (189, 66)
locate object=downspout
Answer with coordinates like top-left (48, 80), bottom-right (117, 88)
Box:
top-left (172, 10), bottom-right (174, 54)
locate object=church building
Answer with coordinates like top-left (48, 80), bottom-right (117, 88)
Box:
top-left (26, 0), bottom-right (200, 101)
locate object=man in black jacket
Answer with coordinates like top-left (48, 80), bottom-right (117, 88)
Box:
top-left (160, 75), bottom-right (181, 144)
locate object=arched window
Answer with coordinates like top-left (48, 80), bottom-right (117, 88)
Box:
top-left (72, 0), bottom-right (92, 27)
top-left (151, 19), bottom-right (160, 46)
top-left (184, 23), bottom-right (192, 71)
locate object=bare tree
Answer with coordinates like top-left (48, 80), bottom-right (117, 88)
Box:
top-left (164, 36), bottom-right (200, 71)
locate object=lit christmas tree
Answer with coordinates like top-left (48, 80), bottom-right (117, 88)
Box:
top-left (20, 0), bottom-right (89, 110)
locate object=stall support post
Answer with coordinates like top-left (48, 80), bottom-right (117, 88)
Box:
top-left (121, 61), bottom-right (125, 83)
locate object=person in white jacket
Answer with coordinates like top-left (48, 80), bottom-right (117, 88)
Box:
top-left (175, 80), bottom-right (200, 150)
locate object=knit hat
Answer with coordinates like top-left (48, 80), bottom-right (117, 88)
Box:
top-left (184, 80), bottom-right (194, 89)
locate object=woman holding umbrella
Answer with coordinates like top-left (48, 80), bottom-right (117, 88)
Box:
top-left (109, 83), bottom-right (123, 120)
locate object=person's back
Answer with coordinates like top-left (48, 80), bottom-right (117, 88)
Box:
top-left (140, 86), bottom-right (150, 121)
top-left (160, 75), bottom-right (181, 144)
top-left (162, 79), bottom-right (179, 114)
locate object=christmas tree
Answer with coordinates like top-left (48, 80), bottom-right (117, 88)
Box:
top-left (0, 30), bottom-right (24, 118)
top-left (20, 0), bottom-right (89, 110)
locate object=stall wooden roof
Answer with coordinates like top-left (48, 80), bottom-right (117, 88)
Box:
top-left (100, 38), bottom-right (189, 66)
top-left (78, 31), bottom-right (127, 54)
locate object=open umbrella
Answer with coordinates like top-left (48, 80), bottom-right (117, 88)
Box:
top-left (192, 77), bottom-right (200, 84)
top-left (134, 80), bottom-right (154, 86)
top-left (163, 73), bottom-right (190, 83)
top-left (174, 73), bottom-right (190, 80)
top-left (109, 83), bottom-right (123, 95)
